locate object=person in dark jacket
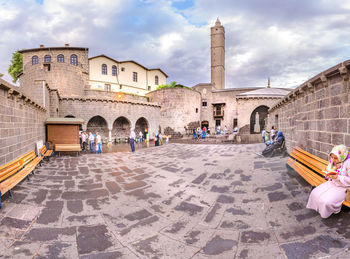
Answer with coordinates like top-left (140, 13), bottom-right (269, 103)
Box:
top-left (261, 131), bottom-right (285, 157)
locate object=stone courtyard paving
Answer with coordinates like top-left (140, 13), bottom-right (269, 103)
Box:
top-left (1, 143), bottom-right (350, 258)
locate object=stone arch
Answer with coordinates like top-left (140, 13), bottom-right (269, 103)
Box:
top-left (201, 121), bottom-right (209, 129)
top-left (250, 105), bottom-right (269, 134)
top-left (64, 115), bottom-right (75, 118)
top-left (87, 115), bottom-right (109, 139)
top-left (135, 117), bottom-right (149, 136)
top-left (112, 116), bottom-right (131, 139)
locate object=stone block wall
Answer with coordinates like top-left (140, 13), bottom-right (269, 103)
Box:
top-left (268, 60), bottom-right (350, 160)
top-left (0, 79), bottom-right (47, 166)
top-left (147, 88), bottom-right (201, 136)
top-left (58, 97), bottom-right (160, 140)
top-left (84, 89), bottom-right (148, 102)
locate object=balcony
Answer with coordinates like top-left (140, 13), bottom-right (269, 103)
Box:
top-left (213, 110), bottom-right (224, 117)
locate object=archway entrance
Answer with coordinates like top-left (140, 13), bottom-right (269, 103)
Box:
top-left (135, 117), bottom-right (148, 136)
top-left (112, 116), bottom-right (131, 139)
top-left (87, 116), bottom-right (108, 139)
top-left (201, 121), bottom-right (209, 129)
top-left (250, 106), bottom-right (269, 134)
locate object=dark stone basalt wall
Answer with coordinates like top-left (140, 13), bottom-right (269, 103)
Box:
top-left (268, 60), bottom-right (350, 160)
top-left (0, 79), bottom-right (47, 166)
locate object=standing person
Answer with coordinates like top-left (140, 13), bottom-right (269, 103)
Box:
top-left (139, 131), bottom-right (143, 143)
top-left (0, 185), bottom-right (2, 209)
top-left (193, 128), bottom-right (196, 139)
top-left (88, 132), bottom-right (95, 153)
top-left (224, 125), bottom-right (227, 135)
top-left (261, 128), bottom-right (266, 143)
top-left (96, 132), bottom-right (102, 154)
top-left (307, 145), bottom-right (350, 218)
top-left (82, 132), bottom-right (87, 151)
top-left (159, 132), bottom-right (163, 145)
top-left (154, 132), bottom-right (159, 146)
top-left (166, 135), bottom-right (169, 145)
top-left (129, 128), bottom-right (136, 152)
top-left (270, 126), bottom-right (276, 140)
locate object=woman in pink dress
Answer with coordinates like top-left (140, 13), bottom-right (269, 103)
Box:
top-left (307, 145), bottom-right (350, 218)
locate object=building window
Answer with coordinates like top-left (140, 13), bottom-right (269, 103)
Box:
top-left (120, 85), bottom-right (123, 89)
top-left (133, 72), bottom-right (138, 82)
top-left (148, 86), bottom-right (151, 91)
top-left (57, 54), bottom-right (64, 63)
top-left (112, 65), bottom-right (117, 76)
top-left (44, 55), bottom-right (51, 63)
top-left (155, 76), bottom-right (159, 85)
top-left (70, 54), bottom-right (78, 66)
top-left (44, 64), bottom-right (50, 72)
top-left (202, 101), bottom-right (207, 107)
top-left (121, 67), bottom-right (125, 72)
top-left (196, 108), bottom-right (198, 113)
top-left (32, 56), bottom-right (38, 65)
top-left (233, 118), bottom-right (238, 128)
top-left (102, 64), bottom-right (107, 75)
top-left (105, 84), bottom-right (111, 92)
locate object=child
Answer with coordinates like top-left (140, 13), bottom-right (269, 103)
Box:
top-left (166, 135), bottom-right (169, 145)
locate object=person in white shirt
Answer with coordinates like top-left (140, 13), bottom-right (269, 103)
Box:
top-left (261, 129), bottom-right (266, 143)
top-left (96, 132), bottom-right (102, 154)
top-left (82, 132), bottom-right (87, 151)
top-left (270, 126), bottom-right (276, 141)
top-left (139, 131), bottom-right (143, 143)
top-left (129, 129), bottom-right (136, 152)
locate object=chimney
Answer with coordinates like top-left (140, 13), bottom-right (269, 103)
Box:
top-left (40, 44), bottom-right (44, 48)
top-left (65, 44), bottom-right (70, 47)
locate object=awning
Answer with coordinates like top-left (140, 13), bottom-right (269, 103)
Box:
top-left (45, 117), bottom-right (85, 125)
top-left (212, 102), bottom-right (226, 105)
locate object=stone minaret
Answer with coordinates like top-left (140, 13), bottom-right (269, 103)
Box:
top-left (211, 18), bottom-right (225, 89)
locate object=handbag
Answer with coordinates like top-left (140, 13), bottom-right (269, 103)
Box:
top-left (346, 189), bottom-right (350, 203)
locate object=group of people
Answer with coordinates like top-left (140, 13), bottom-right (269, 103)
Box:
top-left (80, 131), bottom-right (102, 154)
top-left (129, 129), bottom-right (169, 152)
top-left (193, 127), bottom-right (207, 140)
top-left (260, 126), bottom-right (285, 157)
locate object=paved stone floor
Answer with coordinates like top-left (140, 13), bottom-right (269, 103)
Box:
top-left (1, 143), bottom-right (350, 258)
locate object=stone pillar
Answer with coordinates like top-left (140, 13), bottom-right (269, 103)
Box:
top-left (108, 127), bottom-right (112, 143)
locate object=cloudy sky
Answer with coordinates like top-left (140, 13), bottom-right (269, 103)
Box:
top-left (1, 0), bottom-right (350, 89)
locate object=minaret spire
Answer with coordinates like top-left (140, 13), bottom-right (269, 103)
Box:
top-left (267, 78), bottom-right (271, 88)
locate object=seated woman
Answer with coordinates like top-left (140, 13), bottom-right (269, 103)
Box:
top-left (307, 145), bottom-right (350, 218)
top-left (261, 131), bottom-right (284, 157)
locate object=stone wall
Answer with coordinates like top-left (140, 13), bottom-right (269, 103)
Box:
top-left (84, 89), bottom-right (148, 102)
top-left (0, 79), bottom-right (47, 166)
top-left (19, 47), bottom-right (89, 102)
top-left (268, 60), bottom-right (350, 160)
top-left (147, 88), bottom-right (201, 137)
top-left (58, 97), bottom-right (160, 140)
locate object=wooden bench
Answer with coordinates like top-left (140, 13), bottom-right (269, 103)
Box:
top-left (40, 145), bottom-right (53, 159)
top-left (287, 146), bottom-right (350, 207)
top-left (0, 150), bottom-right (42, 198)
top-left (55, 144), bottom-right (81, 156)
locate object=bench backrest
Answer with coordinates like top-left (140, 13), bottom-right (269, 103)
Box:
top-left (40, 145), bottom-right (47, 156)
top-left (290, 147), bottom-right (328, 175)
top-left (0, 158), bottom-right (24, 182)
top-left (21, 151), bottom-right (36, 166)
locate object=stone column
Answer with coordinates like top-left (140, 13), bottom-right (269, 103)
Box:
top-left (108, 127), bottom-right (112, 143)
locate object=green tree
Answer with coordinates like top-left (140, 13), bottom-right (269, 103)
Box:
top-left (8, 51), bottom-right (23, 83)
top-left (156, 81), bottom-right (191, 90)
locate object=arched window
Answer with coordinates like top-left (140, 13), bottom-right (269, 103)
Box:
top-left (112, 65), bottom-right (117, 76)
top-left (102, 64), bottom-right (107, 75)
top-left (57, 54), bottom-right (64, 63)
top-left (155, 75), bottom-right (159, 85)
top-left (44, 55), bottom-right (51, 63)
top-left (32, 56), bottom-right (38, 65)
top-left (70, 54), bottom-right (78, 66)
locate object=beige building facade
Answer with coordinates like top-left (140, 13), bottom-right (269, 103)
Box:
top-left (89, 55), bottom-right (167, 96)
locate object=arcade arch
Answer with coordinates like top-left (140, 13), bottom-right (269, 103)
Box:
top-left (112, 116), bottom-right (131, 139)
top-left (250, 105), bottom-right (269, 134)
top-left (135, 117), bottom-right (149, 136)
top-left (87, 115), bottom-right (108, 139)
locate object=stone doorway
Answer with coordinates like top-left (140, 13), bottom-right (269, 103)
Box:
top-left (87, 116), bottom-right (108, 139)
top-left (135, 117), bottom-right (148, 136)
top-left (250, 105), bottom-right (269, 134)
top-left (112, 117), bottom-right (131, 139)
